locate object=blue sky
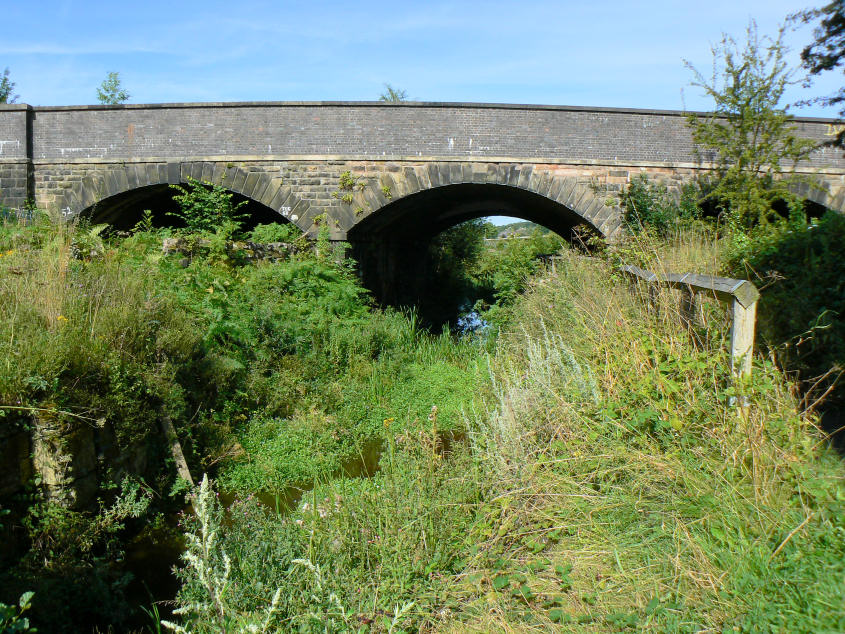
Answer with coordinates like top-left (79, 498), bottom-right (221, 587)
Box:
top-left (2, 0), bottom-right (841, 117)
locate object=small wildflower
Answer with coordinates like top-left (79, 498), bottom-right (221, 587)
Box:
top-left (56, 315), bottom-right (68, 323)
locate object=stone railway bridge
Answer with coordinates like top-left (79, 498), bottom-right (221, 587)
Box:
top-left (1, 100), bottom-right (844, 299)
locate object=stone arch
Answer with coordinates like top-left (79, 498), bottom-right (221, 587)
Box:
top-left (54, 162), bottom-right (313, 234)
top-left (330, 161), bottom-right (625, 241)
top-left (789, 176), bottom-right (845, 214)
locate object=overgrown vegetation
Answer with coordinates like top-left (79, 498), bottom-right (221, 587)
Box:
top-left (0, 186), bottom-right (486, 630)
top-left (620, 174), bottom-right (701, 235)
top-left (2, 165), bottom-right (843, 632)
top-left (420, 219), bottom-right (565, 327)
top-left (734, 210), bottom-right (845, 410)
top-left (157, 231), bottom-right (844, 633)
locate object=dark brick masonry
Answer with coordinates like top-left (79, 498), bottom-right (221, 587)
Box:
top-left (1, 101), bottom-right (843, 239)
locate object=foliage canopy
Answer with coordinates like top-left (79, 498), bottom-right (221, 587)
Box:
top-left (795, 1), bottom-right (845, 149)
top-left (96, 71), bottom-right (130, 105)
top-left (378, 83), bottom-right (408, 102)
top-left (685, 22), bottom-right (817, 229)
top-left (0, 67), bottom-right (18, 104)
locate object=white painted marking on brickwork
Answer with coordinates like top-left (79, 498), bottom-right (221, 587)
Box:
top-left (0, 140), bottom-right (20, 155)
top-left (448, 138), bottom-right (454, 150)
top-left (58, 147), bottom-right (108, 157)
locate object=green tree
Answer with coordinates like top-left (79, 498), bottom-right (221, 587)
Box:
top-left (684, 22), bottom-right (817, 229)
top-left (794, 2), bottom-right (845, 149)
top-left (378, 83), bottom-right (408, 102)
top-left (0, 67), bottom-right (18, 104)
top-left (96, 71), bottom-right (130, 105)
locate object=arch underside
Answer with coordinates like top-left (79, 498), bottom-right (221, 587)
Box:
top-left (80, 183), bottom-right (286, 230)
top-left (52, 159), bottom-right (845, 242)
top-left (348, 183), bottom-right (596, 244)
top-left (53, 162), bottom-right (313, 234)
top-left (343, 162), bottom-right (624, 242)
top-left (790, 179), bottom-right (845, 213)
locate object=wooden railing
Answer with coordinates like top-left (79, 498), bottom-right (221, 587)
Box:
top-left (619, 265), bottom-right (760, 378)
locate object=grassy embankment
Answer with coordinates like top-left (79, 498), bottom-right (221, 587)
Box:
top-left (0, 209), bottom-right (843, 632)
top-left (171, 227), bottom-right (844, 632)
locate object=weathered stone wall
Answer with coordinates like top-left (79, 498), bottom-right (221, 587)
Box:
top-left (0, 413), bottom-right (159, 509)
top-left (0, 105), bottom-right (31, 211)
top-left (31, 418), bottom-right (98, 508)
top-left (0, 160), bottom-right (30, 211)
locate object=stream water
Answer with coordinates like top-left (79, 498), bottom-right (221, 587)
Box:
top-left (121, 432), bottom-right (464, 629)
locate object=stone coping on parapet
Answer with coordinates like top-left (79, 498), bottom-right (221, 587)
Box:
top-left (0, 100), bottom-right (839, 124)
top-left (7, 154), bottom-right (844, 175)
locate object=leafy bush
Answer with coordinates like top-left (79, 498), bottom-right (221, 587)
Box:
top-left (621, 174), bottom-right (700, 234)
top-left (247, 222), bottom-right (302, 243)
top-left (0, 592), bottom-right (35, 633)
top-left (475, 228), bottom-right (563, 310)
top-left (732, 210), bottom-right (845, 405)
top-left (168, 178), bottom-right (248, 235)
top-left (1, 479), bottom-right (153, 632)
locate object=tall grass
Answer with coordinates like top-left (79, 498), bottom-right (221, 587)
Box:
top-left (449, 243), bottom-right (844, 632)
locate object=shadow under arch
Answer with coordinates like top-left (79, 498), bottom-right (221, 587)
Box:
top-left (349, 182), bottom-right (596, 240)
top-left (78, 182), bottom-right (289, 231)
top-left (347, 182), bottom-right (596, 321)
top-left (337, 162), bottom-right (624, 241)
top-left (51, 162), bottom-right (313, 233)
top-left (788, 177), bottom-right (845, 214)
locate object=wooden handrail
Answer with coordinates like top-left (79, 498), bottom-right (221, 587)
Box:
top-left (619, 265), bottom-right (759, 378)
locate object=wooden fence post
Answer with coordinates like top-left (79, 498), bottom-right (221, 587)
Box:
top-left (730, 298), bottom-right (757, 378)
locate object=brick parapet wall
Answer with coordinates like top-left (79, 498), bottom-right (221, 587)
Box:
top-left (6, 101), bottom-right (843, 168)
